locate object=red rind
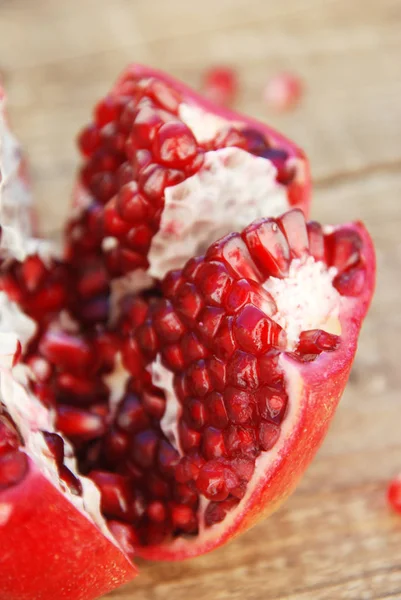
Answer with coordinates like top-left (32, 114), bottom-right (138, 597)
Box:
top-left (136, 221), bottom-right (375, 560)
top-left (0, 459), bottom-right (136, 600)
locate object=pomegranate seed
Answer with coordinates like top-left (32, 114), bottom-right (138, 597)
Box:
top-left (243, 218), bottom-right (290, 278)
top-left (152, 122), bottom-right (198, 168)
top-left (234, 305), bottom-right (286, 354)
top-left (56, 406), bottom-right (106, 441)
top-left (333, 265), bottom-right (366, 297)
top-left (103, 427), bottom-right (130, 465)
top-left (42, 432), bottom-right (65, 468)
top-left (176, 282), bottom-right (204, 321)
top-left (279, 209), bottom-right (309, 258)
top-left (196, 460), bottom-right (238, 501)
top-left (307, 221), bottom-right (326, 262)
top-left (205, 498), bottom-right (239, 526)
top-left (185, 360), bottom-right (212, 397)
top-left (224, 387), bottom-right (253, 424)
top-left (158, 440), bottom-right (180, 476)
top-left (256, 386), bottom-right (288, 424)
top-left (195, 261), bottom-right (233, 306)
top-left (325, 229), bottom-right (362, 272)
top-left (263, 72), bottom-right (303, 111)
top-left (225, 425), bottom-right (258, 458)
top-left (0, 451), bottom-right (28, 490)
top-left (388, 477), bottom-right (401, 514)
top-left (259, 422), bottom-right (280, 451)
top-left (297, 330), bottom-right (340, 355)
top-left (89, 471), bottom-right (133, 520)
top-left (116, 394), bottom-right (150, 433)
top-left (147, 501), bottom-right (166, 523)
top-left (108, 520), bottom-right (138, 560)
top-left (179, 421), bottom-right (201, 452)
top-left (206, 392), bottom-right (228, 428)
top-left (78, 124), bottom-right (101, 157)
top-left (203, 66), bottom-right (238, 107)
top-left (185, 399), bottom-right (207, 430)
top-left (39, 332), bottom-right (94, 374)
top-left (0, 417), bottom-right (20, 456)
top-left (170, 503), bottom-right (197, 532)
top-left (116, 182), bottom-right (149, 223)
top-left (131, 429), bottom-right (159, 468)
top-left (202, 427), bottom-right (226, 460)
top-left (19, 255), bottom-right (47, 292)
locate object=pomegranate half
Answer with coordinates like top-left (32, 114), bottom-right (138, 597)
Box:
top-left (0, 68), bottom-right (375, 600)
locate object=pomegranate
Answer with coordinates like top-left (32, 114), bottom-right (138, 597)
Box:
top-left (0, 69), bottom-right (375, 600)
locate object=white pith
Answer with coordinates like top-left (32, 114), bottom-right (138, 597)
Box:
top-left (147, 147), bottom-right (289, 280)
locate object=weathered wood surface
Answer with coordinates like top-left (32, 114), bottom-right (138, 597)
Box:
top-left (0, 1), bottom-right (400, 598)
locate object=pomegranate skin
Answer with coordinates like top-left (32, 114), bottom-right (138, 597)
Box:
top-left (137, 221), bottom-right (375, 560)
top-left (0, 458), bottom-right (136, 600)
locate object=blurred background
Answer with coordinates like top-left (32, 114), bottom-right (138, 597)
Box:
top-left (0, 1), bottom-right (400, 598)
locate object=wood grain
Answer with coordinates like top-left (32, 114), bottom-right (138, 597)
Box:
top-left (0, 1), bottom-right (400, 599)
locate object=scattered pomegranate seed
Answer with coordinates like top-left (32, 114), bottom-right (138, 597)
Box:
top-left (203, 66), bottom-right (238, 107)
top-left (263, 72), bottom-right (303, 112)
top-left (388, 476), bottom-right (401, 514)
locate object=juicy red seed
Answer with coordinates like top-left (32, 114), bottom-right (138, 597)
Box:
top-left (256, 387), bottom-right (288, 424)
top-left (205, 498), bottom-right (239, 526)
top-left (162, 270), bottom-right (184, 298)
top-left (203, 66), bottom-right (238, 107)
top-left (95, 96), bottom-right (123, 126)
top-left (28, 283), bottom-right (68, 316)
top-left (0, 451), bottom-right (28, 489)
top-left (259, 422), bottom-right (280, 451)
top-left (131, 429), bottom-right (159, 468)
top-left (42, 432), bottom-right (65, 467)
top-left (176, 282), bottom-right (204, 321)
top-left (196, 460), bottom-right (238, 501)
top-left (202, 427), bottom-right (226, 459)
top-left (175, 455), bottom-right (204, 483)
top-left (162, 344), bottom-right (185, 371)
top-left (297, 329), bottom-right (340, 355)
top-left (142, 392), bottom-right (166, 420)
top-left (77, 266), bottom-right (108, 299)
top-left (39, 333), bottom-right (94, 374)
top-left (121, 336), bottom-right (145, 377)
top-left (78, 124), bottom-right (101, 157)
top-left (195, 261), bottom-right (233, 306)
top-left (90, 172), bottom-right (118, 204)
top-left (186, 360), bottom-right (212, 397)
top-left (224, 387), bottom-right (253, 424)
top-left (185, 399), bottom-right (207, 430)
top-left (103, 198), bottom-right (132, 237)
top-left (243, 218), bottom-right (291, 278)
top-left (214, 316), bottom-right (236, 360)
top-left (170, 504), bottom-right (197, 531)
top-left (179, 421), bottom-right (201, 452)
top-left (207, 357), bottom-right (227, 392)
top-left (388, 477), bottom-right (401, 514)
top-left (147, 474), bottom-right (170, 499)
top-left (208, 232), bottom-right (263, 281)
top-left (56, 406), bottom-right (106, 441)
top-left (89, 471), bottom-right (133, 520)
top-left (325, 229), bottom-right (362, 272)
top-left (174, 483), bottom-right (198, 506)
top-left (234, 305), bottom-right (286, 354)
top-left (307, 221), bottom-right (326, 262)
top-left (180, 332), bottom-right (207, 363)
top-left (116, 394), bottom-right (150, 433)
top-left (18, 255), bottom-right (47, 292)
top-left (264, 72), bottom-right (302, 111)
top-left (124, 225), bottom-right (153, 252)
top-left (145, 79), bottom-right (181, 113)
top-left (59, 465), bottom-right (83, 496)
top-left (0, 417), bottom-right (20, 456)
top-left (131, 149), bottom-right (152, 177)
top-left (333, 264), bottom-right (366, 297)
top-left (103, 427), bottom-right (130, 464)
top-left (158, 440), bottom-right (180, 476)
top-left (279, 209), bottom-right (309, 258)
top-left (153, 304), bottom-right (185, 343)
top-left (227, 351), bottom-right (260, 390)
top-left (116, 182), bottom-right (149, 223)
top-left (224, 425), bottom-right (258, 457)
top-left (197, 306), bottom-right (225, 340)
top-left (206, 392), bottom-right (229, 428)
top-left (131, 105), bottom-right (167, 147)
top-left (258, 349), bottom-right (284, 386)
top-left (240, 128), bottom-right (270, 154)
top-left (108, 521), bottom-right (138, 561)
top-left (147, 501), bottom-right (167, 523)
top-left (152, 122), bottom-right (198, 168)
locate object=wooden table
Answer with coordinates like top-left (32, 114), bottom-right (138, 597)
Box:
top-left (1, 1), bottom-right (400, 598)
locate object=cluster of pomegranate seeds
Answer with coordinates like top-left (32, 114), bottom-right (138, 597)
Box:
top-left (66, 71), bottom-right (298, 278)
top-left (0, 255), bottom-right (70, 323)
top-left (0, 406), bottom-right (28, 491)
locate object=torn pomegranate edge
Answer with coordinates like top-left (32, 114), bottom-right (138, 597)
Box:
top-left (136, 221), bottom-right (375, 560)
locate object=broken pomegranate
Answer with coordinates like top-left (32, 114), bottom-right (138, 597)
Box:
top-left (0, 68), bottom-right (375, 600)
top-left (68, 64), bottom-right (310, 285)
